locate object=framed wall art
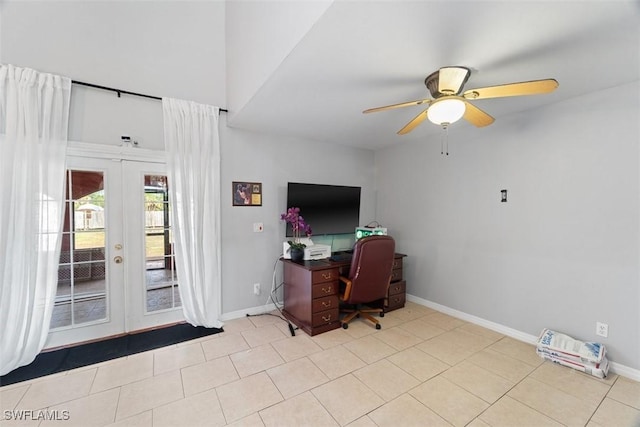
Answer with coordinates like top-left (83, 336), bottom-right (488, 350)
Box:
top-left (232, 181), bottom-right (262, 206)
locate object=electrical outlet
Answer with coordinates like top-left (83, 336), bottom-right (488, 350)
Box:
top-left (253, 283), bottom-right (261, 295)
top-left (253, 222), bottom-right (263, 233)
top-left (596, 322), bottom-right (608, 338)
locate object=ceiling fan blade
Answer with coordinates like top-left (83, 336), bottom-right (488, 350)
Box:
top-left (463, 79), bottom-right (558, 100)
top-left (397, 109), bottom-right (429, 135)
top-left (463, 101), bottom-right (495, 127)
top-left (438, 66), bottom-right (470, 95)
top-left (363, 98), bottom-right (432, 114)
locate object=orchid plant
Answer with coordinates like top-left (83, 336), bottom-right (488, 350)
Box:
top-left (281, 207), bottom-right (312, 250)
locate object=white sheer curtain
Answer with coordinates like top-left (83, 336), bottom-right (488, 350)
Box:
top-left (162, 97), bottom-right (223, 328)
top-left (0, 64), bottom-right (71, 375)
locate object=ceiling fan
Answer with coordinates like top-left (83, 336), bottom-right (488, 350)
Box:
top-left (363, 66), bottom-right (558, 134)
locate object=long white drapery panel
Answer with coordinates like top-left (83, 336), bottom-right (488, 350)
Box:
top-left (0, 64), bottom-right (71, 375)
top-left (162, 98), bottom-right (223, 328)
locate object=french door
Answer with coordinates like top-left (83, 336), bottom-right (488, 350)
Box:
top-left (46, 156), bottom-right (184, 349)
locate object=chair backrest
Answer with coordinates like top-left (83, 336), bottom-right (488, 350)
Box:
top-left (345, 235), bottom-right (396, 304)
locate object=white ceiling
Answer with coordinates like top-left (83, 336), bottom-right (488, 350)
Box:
top-left (227, 0), bottom-right (640, 150)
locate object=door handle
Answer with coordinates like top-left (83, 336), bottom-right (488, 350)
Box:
top-left (114, 256), bottom-right (123, 264)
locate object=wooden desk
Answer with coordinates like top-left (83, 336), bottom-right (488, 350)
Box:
top-left (282, 253), bottom-right (407, 336)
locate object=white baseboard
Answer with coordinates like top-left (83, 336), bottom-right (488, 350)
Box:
top-left (406, 294), bottom-right (640, 382)
top-left (220, 303), bottom-right (278, 322)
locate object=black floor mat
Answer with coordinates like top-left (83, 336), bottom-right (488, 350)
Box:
top-left (0, 323), bottom-right (222, 386)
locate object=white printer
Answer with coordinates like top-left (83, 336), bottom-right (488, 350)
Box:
top-left (283, 238), bottom-right (331, 260)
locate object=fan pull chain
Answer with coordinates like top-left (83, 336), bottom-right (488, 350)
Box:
top-left (440, 123), bottom-right (450, 156)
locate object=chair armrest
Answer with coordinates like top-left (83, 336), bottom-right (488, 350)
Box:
top-left (339, 276), bottom-right (352, 301)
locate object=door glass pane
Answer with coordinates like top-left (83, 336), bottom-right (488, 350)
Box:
top-left (144, 175), bottom-right (180, 312)
top-left (52, 170), bottom-right (107, 329)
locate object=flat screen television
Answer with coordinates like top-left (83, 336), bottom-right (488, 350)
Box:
top-left (285, 182), bottom-right (361, 237)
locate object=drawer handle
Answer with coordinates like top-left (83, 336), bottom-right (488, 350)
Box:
top-left (322, 301), bottom-right (332, 308)
top-left (322, 286), bottom-right (332, 294)
top-left (393, 297), bottom-right (401, 303)
top-left (321, 272), bottom-right (332, 280)
top-left (393, 286), bottom-right (400, 291)
top-left (322, 314), bottom-right (332, 322)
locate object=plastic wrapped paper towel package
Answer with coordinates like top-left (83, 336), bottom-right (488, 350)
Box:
top-left (536, 328), bottom-right (609, 378)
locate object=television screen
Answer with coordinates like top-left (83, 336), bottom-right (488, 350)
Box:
top-left (286, 182), bottom-right (361, 237)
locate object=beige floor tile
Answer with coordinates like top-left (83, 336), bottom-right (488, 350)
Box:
top-left (508, 377), bottom-right (596, 426)
top-left (0, 383), bottom-right (29, 411)
top-left (353, 359), bottom-right (420, 402)
top-left (397, 318), bottom-right (447, 341)
top-left (115, 370), bottom-right (183, 421)
top-left (16, 368), bottom-right (95, 410)
top-left (259, 391), bottom-right (339, 427)
top-left (422, 312), bottom-right (467, 330)
top-left (241, 324), bottom-right (288, 348)
top-left (466, 418), bottom-right (492, 427)
top-left (225, 412), bottom-right (265, 427)
top-left (441, 360), bottom-right (515, 404)
top-left (104, 410), bottom-right (152, 427)
top-left (409, 376), bottom-right (489, 427)
top-left (152, 388), bottom-right (226, 427)
top-left (342, 319), bottom-right (378, 339)
top-left (221, 317), bottom-right (257, 334)
top-left (478, 395), bottom-right (562, 426)
top-left (270, 333), bottom-right (323, 362)
top-left (387, 302), bottom-right (436, 321)
top-left (312, 374), bottom-right (385, 426)
top-left (42, 388), bottom-right (119, 427)
top-left (308, 345), bottom-right (366, 379)
top-left (466, 348), bottom-right (536, 383)
top-left (91, 352), bottom-right (153, 393)
top-left (368, 393), bottom-right (451, 427)
top-left (345, 415), bottom-right (378, 426)
top-left (589, 397), bottom-right (640, 427)
top-left (310, 327), bottom-right (353, 349)
top-left (343, 335), bottom-right (396, 364)
top-left (387, 347), bottom-right (449, 382)
top-left (415, 331), bottom-right (486, 366)
top-left (153, 341), bottom-right (205, 375)
top-left (374, 326), bottom-right (423, 351)
top-left (487, 337), bottom-right (543, 367)
top-left (456, 323), bottom-right (504, 342)
top-left (181, 355), bottom-right (240, 396)
top-left (216, 372), bottom-right (283, 424)
top-left (266, 357), bottom-right (329, 399)
top-left (201, 332), bottom-right (249, 360)
top-left (530, 361), bottom-right (611, 406)
top-left (230, 343), bottom-right (284, 378)
top-left (608, 376), bottom-right (640, 409)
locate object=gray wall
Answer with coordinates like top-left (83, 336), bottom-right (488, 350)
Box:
top-left (375, 82), bottom-right (640, 370)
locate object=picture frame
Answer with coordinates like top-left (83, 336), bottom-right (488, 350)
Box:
top-left (232, 181), bottom-right (262, 206)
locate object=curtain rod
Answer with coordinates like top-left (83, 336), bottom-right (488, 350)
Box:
top-left (71, 80), bottom-right (228, 113)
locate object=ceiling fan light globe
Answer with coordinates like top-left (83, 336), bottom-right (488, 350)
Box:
top-left (427, 98), bottom-right (466, 125)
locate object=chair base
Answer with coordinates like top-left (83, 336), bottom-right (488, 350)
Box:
top-left (340, 305), bottom-right (384, 329)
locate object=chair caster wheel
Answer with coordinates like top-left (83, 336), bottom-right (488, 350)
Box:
top-left (342, 323), bottom-right (348, 329)
top-left (375, 324), bottom-right (381, 330)
top-left (380, 312), bottom-right (385, 317)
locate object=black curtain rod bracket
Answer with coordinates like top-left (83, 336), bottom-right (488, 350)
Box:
top-left (71, 80), bottom-right (227, 112)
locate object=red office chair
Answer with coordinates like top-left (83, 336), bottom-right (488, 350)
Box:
top-left (339, 235), bottom-right (395, 329)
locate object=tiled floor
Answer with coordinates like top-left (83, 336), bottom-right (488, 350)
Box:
top-left (2, 302), bottom-right (639, 426)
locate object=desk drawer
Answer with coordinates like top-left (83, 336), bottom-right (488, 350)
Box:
top-left (312, 308), bottom-right (339, 327)
top-left (313, 295), bottom-right (339, 313)
top-left (392, 258), bottom-right (403, 269)
top-left (312, 281), bottom-right (338, 299)
top-left (390, 267), bottom-right (403, 282)
top-left (388, 280), bottom-right (406, 296)
top-left (386, 293), bottom-right (406, 311)
top-left (312, 268), bottom-right (339, 284)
